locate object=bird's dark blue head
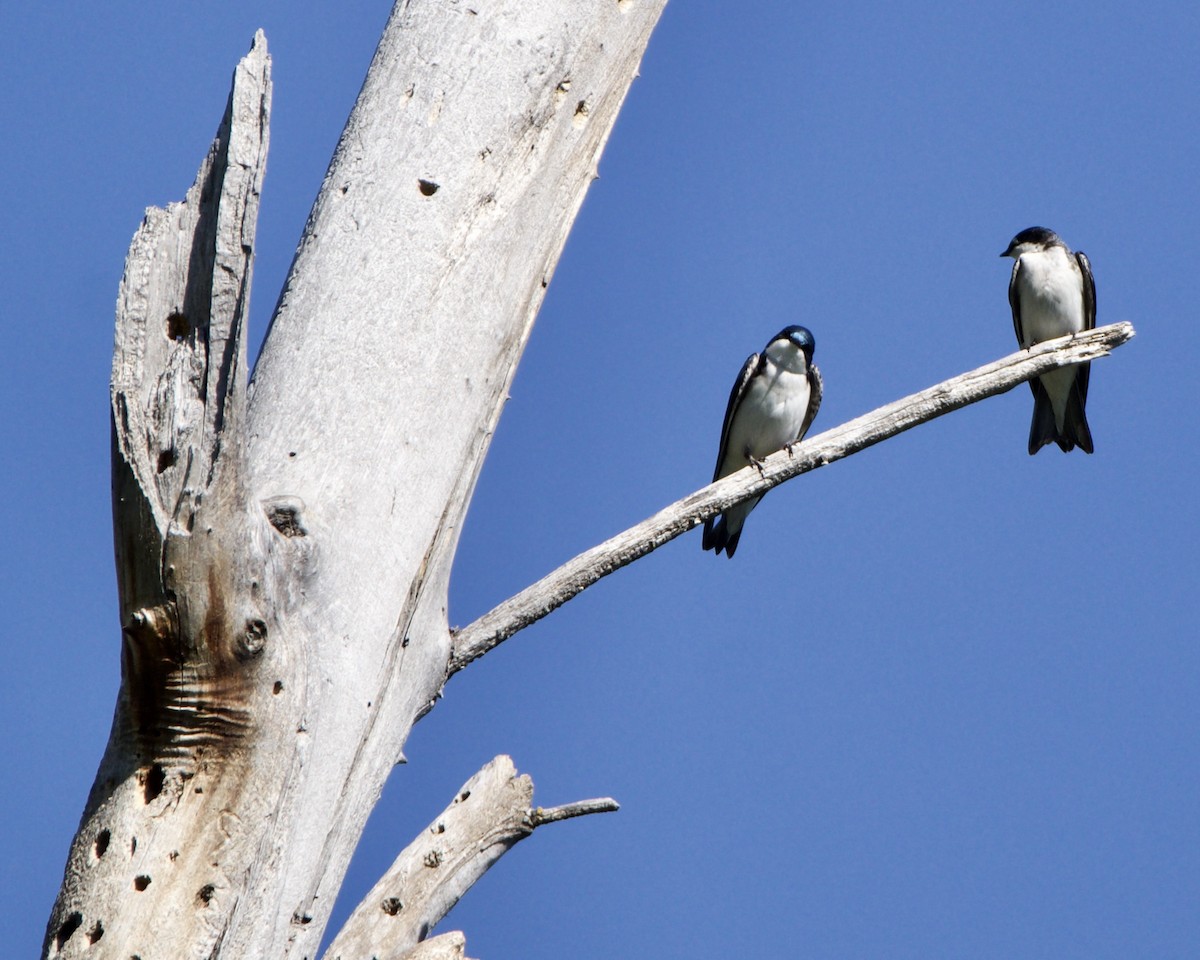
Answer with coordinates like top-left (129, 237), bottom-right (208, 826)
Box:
top-left (1001, 226), bottom-right (1062, 258)
top-left (773, 325), bottom-right (816, 363)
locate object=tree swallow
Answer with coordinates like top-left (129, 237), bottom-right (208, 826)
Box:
top-left (1001, 226), bottom-right (1096, 454)
top-left (702, 325), bottom-right (823, 558)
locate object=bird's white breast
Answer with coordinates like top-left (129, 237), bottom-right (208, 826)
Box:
top-left (1016, 246), bottom-right (1086, 346)
top-left (725, 359), bottom-right (811, 465)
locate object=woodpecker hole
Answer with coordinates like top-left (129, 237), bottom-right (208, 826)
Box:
top-left (266, 502), bottom-right (307, 538)
top-left (197, 884), bottom-right (216, 906)
top-left (93, 829), bottom-right (111, 860)
top-left (156, 447), bottom-right (177, 474)
top-left (166, 313), bottom-right (191, 340)
top-left (458, 790), bottom-right (471, 802)
top-left (381, 897), bottom-right (403, 916)
top-left (87, 921), bottom-right (104, 944)
top-left (418, 179), bottom-right (440, 196)
top-left (273, 680), bottom-right (284, 695)
top-left (134, 875), bottom-right (152, 891)
top-left (55, 912), bottom-right (83, 949)
top-left (143, 763), bottom-right (165, 804)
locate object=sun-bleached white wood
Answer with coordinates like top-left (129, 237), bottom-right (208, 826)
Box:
top-left (43, 2), bottom-right (665, 957)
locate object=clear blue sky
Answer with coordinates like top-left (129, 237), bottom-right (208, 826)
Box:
top-left (3, 3), bottom-right (1197, 958)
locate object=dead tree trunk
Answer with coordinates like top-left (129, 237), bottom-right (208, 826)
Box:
top-left (43, 4), bottom-right (1135, 959)
top-left (45, 3), bottom-right (665, 957)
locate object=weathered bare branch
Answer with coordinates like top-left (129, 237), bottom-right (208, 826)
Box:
top-left (449, 321), bottom-right (1136, 672)
top-left (323, 756), bottom-right (617, 960)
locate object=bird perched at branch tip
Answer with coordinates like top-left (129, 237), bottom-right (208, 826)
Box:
top-left (1001, 226), bottom-right (1096, 454)
top-left (702, 325), bottom-right (822, 558)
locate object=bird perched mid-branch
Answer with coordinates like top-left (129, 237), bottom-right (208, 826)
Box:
top-left (702, 325), bottom-right (822, 558)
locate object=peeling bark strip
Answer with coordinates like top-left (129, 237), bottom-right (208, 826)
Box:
top-left (449, 322), bottom-right (1137, 672)
top-left (47, 4), bottom-right (666, 958)
top-left (325, 757), bottom-right (618, 960)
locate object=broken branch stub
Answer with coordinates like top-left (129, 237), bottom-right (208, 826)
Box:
top-left (324, 756), bottom-right (618, 960)
top-left (44, 33), bottom-right (273, 960)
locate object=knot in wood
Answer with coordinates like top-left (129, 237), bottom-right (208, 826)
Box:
top-left (236, 618), bottom-right (268, 660)
top-left (123, 602), bottom-right (181, 651)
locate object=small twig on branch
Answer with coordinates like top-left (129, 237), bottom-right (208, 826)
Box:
top-left (530, 797), bottom-right (620, 826)
top-left (449, 322), bottom-right (1135, 673)
top-left (322, 756), bottom-right (618, 960)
